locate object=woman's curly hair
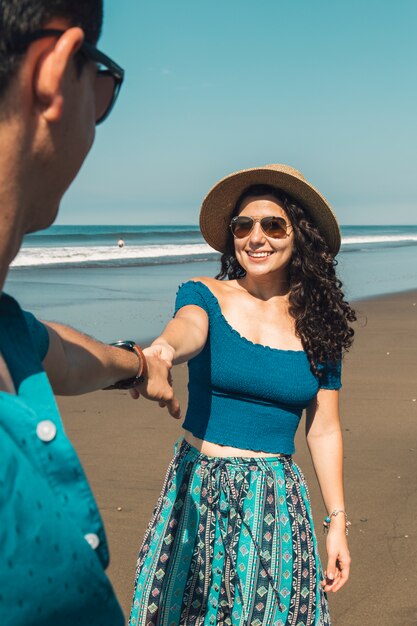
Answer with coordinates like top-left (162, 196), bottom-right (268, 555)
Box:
top-left (215, 184), bottom-right (356, 377)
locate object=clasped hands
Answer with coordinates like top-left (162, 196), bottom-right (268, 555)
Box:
top-left (129, 342), bottom-right (180, 419)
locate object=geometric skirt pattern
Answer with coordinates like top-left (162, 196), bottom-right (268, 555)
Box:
top-left (129, 439), bottom-right (331, 626)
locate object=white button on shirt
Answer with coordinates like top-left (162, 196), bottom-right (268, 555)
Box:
top-left (84, 533), bottom-right (100, 550)
top-left (36, 420), bottom-right (57, 443)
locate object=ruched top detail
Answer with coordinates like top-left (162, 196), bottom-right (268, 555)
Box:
top-left (174, 281), bottom-right (342, 454)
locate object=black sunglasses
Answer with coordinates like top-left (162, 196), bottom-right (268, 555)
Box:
top-left (16, 29), bottom-right (124, 124)
top-left (230, 215), bottom-right (290, 239)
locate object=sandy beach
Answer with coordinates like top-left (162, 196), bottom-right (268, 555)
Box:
top-left (57, 289), bottom-right (417, 626)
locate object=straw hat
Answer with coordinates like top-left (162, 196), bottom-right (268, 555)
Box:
top-left (199, 164), bottom-right (341, 255)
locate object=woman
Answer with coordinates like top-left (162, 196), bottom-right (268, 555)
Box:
top-left (129, 164), bottom-right (355, 626)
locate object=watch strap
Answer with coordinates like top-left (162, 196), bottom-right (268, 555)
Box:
top-left (103, 340), bottom-right (147, 390)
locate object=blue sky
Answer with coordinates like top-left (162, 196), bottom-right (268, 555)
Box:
top-left (58, 0), bottom-right (417, 225)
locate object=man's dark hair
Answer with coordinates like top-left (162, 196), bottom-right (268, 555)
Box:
top-left (0, 0), bottom-right (103, 98)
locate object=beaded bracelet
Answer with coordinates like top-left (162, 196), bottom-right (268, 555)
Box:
top-left (323, 509), bottom-right (351, 535)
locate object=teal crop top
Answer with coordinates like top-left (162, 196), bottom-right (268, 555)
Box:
top-left (174, 281), bottom-right (342, 455)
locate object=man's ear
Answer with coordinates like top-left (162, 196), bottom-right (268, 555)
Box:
top-left (33, 27), bottom-right (85, 123)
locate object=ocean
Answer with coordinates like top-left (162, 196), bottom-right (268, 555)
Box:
top-left (6, 224), bottom-right (417, 343)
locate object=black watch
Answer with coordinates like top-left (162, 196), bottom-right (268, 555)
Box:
top-left (104, 340), bottom-right (146, 390)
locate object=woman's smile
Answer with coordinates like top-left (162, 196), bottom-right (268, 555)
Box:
top-left (245, 249), bottom-right (275, 261)
top-left (234, 195), bottom-right (294, 277)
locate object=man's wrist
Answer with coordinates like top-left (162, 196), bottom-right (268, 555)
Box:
top-left (103, 340), bottom-right (148, 390)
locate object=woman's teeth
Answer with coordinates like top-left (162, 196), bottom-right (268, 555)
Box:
top-left (247, 251), bottom-right (273, 258)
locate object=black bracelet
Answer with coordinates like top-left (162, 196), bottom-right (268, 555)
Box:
top-left (103, 340), bottom-right (146, 390)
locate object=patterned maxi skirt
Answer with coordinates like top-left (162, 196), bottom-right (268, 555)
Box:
top-left (129, 440), bottom-right (331, 626)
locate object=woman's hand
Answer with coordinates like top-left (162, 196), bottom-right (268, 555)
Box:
top-left (129, 342), bottom-right (175, 400)
top-left (128, 352), bottom-right (181, 418)
top-left (129, 342), bottom-right (178, 416)
top-left (321, 525), bottom-right (351, 593)
top-left (143, 342), bottom-right (175, 367)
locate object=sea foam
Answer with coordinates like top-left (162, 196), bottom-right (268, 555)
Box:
top-left (11, 232), bottom-right (417, 268)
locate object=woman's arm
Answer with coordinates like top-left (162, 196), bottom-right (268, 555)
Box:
top-left (305, 389), bottom-right (351, 593)
top-left (129, 305), bottom-right (208, 405)
top-left (147, 304), bottom-right (209, 365)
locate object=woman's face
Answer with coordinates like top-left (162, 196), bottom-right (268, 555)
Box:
top-left (232, 194), bottom-right (294, 279)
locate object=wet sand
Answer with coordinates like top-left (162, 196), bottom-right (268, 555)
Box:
top-left (58, 289), bottom-right (417, 625)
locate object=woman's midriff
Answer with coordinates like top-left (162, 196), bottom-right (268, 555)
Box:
top-left (184, 430), bottom-right (285, 458)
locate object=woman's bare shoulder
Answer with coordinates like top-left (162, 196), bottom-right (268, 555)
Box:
top-left (189, 276), bottom-right (238, 291)
top-left (188, 275), bottom-right (221, 282)
top-left (187, 276), bottom-right (218, 289)
top-left (188, 277), bottom-right (243, 303)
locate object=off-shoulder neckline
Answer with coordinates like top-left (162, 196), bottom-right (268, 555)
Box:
top-left (183, 280), bottom-right (306, 355)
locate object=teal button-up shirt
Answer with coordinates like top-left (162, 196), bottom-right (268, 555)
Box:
top-left (0, 293), bottom-right (124, 625)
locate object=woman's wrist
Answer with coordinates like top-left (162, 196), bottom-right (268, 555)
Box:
top-left (151, 336), bottom-right (169, 347)
top-left (151, 337), bottom-right (175, 357)
top-left (323, 509), bottom-right (351, 535)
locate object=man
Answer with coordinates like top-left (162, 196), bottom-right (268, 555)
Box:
top-left (0, 2), bottom-right (180, 624)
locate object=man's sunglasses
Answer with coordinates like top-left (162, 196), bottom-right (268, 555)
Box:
top-left (230, 215), bottom-right (290, 239)
top-left (17, 29), bottom-right (124, 125)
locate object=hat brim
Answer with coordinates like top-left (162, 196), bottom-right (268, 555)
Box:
top-left (200, 167), bottom-right (341, 255)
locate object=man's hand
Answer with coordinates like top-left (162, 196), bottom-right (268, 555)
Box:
top-left (130, 354), bottom-right (181, 419)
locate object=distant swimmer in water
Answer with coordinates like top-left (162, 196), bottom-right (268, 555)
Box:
top-left (118, 239), bottom-right (125, 248)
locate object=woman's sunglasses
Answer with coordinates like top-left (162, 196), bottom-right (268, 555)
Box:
top-left (15, 29), bottom-right (124, 125)
top-left (230, 215), bottom-right (290, 239)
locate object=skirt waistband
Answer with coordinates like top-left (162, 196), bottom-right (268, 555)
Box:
top-left (177, 438), bottom-right (292, 467)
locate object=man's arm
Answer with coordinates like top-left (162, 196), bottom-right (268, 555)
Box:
top-left (42, 321), bottom-right (181, 418)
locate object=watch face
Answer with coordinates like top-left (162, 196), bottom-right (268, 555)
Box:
top-left (112, 340), bottom-right (135, 350)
